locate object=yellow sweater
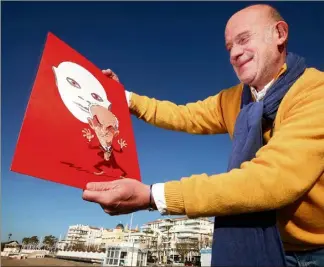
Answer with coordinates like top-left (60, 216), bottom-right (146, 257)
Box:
top-left (129, 67), bottom-right (324, 251)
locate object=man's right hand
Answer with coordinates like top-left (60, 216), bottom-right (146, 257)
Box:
top-left (102, 68), bottom-right (132, 107)
top-left (102, 69), bottom-right (120, 83)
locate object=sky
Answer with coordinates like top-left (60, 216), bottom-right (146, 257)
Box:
top-left (2, 1), bottom-right (324, 243)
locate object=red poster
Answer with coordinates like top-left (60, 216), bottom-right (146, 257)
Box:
top-left (11, 32), bottom-right (141, 189)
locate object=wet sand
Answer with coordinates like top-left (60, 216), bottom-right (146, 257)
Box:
top-left (1, 257), bottom-right (100, 266)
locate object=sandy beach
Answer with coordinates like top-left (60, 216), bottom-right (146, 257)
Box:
top-left (1, 257), bottom-right (100, 266)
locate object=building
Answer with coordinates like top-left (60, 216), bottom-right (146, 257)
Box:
top-left (141, 217), bottom-right (213, 263)
top-left (63, 223), bottom-right (144, 251)
top-left (100, 223), bottom-right (152, 248)
top-left (61, 217), bottom-right (213, 264)
top-left (1, 241), bottom-right (21, 255)
top-left (103, 242), bottom-right (147, 267)
top-left (56, 240), bottom-right (68, 251)
top-left (64, 224), bottom-right (105, 249)
top-left (200, 247), bottom-right (212, 267)
top-left (101, 224), bottom-right (125, 246)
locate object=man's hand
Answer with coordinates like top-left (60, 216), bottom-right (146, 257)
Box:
top-left (102, 69), bottom-right (120, 83)
top-left (102, 68), bottom-right (132, 107)
top-left (117, 138), bottom-right (127, 149)
top-left (82, 128), bottom-right (94, 142)
top-left (82, 178), bottom-right (154, 215)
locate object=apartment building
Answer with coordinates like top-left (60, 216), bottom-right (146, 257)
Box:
top-left (61, 217), bottom-right (213, 264)
top-left (141, 217), bottom-right (213, 262)
top-left (101, 224), bottom-right (126, 246)
top-left (64, 224), bottom-right (105, 248)
top-left (62, 223), bottom-right (142, 249)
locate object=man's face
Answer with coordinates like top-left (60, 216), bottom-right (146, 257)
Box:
top-left (88, 105), bottom-right (119, 151)
top-left (225, 8), bottom-right (278, 87)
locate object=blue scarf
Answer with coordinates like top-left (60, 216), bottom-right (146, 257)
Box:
top-left (211, 53), bottom-right (306, 267)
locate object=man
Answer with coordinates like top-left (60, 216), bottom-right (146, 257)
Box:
top-left (82, 4), bottom-right (324, 266)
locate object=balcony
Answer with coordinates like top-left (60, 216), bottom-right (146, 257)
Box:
top-left (141, 225), bottom-right (151, 230)
top-left (176, 233), bottom-right (199, 239)
top-left (184, 220), bottom-right (199, 225)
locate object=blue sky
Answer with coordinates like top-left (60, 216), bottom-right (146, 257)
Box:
top-left (2, 1), bottom-right (324, 243)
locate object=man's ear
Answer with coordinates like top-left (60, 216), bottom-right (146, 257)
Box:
top-left (275, 21), bottom-right (288, 46)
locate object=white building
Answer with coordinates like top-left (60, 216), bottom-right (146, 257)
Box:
top-left (141, 217), bottom-right (213, 263)
top-left (200, 247), bottom-right (212, 267)
top-left (65, 224), bottom-right (105, 248)
top-left (61, 217), bottom-right (213, 264)
top-left (56, 240), bottom-right (68, 251)
top-left (1, 241), bottom-right (21, 256)
top-left (63, 223), bottom-right (146, 251)
top-left (103, 242), bottom-right (147, 267)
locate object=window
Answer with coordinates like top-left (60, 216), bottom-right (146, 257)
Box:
top-left (105, 247), bottom-right (121, 266)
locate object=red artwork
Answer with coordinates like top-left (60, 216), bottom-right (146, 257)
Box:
top-left (11, 32), bottom-right (141, 189)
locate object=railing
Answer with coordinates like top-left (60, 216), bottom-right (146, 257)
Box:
top-left (20, 249), bottom-right (49, 254)
top-left (184, 220), bottom-right (199, 225)
top-left (56, 250), bottom-right (105, 262)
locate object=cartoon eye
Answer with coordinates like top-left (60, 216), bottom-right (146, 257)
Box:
top-left (91, 93), bottom-right (103, 102)
top-left (66, 77), bottom-right (81, 89)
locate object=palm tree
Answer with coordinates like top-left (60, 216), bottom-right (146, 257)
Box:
top-left (29, 236), bottom-right (39, 249)
top-left (43, 235), bottom-right (58, 251)
top-left (22, 237), bottom-right (31, 249)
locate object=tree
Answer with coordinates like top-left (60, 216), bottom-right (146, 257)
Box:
top-left (29, 236), bottom-right (39, 248)
top-left (22, 237), bottom-right (32, 249)
top-left (43, 235), bottom-right (58, 250)
top-left (98, 247), bottom-right (106, 253)
top-left (70, 242), bottom-right (86, 251)
top-left (86, 244), bottom-right (95, 252)
top-left (8, 233), bottom-right (12, 241)
top-left (22, 237), bottom-right (30, 245)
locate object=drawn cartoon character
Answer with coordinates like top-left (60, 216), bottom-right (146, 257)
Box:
top-left (52, 61), bottom-right (111, 123)
top-left (52, 61), bottom-right (127, 176)
top-left (82, 104), bottom-right (128, 176)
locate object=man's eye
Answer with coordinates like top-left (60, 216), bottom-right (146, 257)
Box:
top-left (239, 37), bottom-right (249, 45)
top-left (66, 77), bottom-right (81, 89)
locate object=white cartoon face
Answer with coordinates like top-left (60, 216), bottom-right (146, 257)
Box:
top-left (52, 61), bottom-right (111, 123)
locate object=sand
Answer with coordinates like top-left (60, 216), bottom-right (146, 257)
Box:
top-left (1, 257), bottom-right (100, 266)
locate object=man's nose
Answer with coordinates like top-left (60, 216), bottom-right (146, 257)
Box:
top-left (230, 44), bottom-right (244, 65)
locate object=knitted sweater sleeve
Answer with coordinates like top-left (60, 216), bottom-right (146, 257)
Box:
top-left (164, 75), bottom-right (324, 217)
top-left (129, 91), bottom-right (229, 134)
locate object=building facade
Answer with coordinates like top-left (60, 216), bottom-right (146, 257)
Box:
top-left (64, 224), bottom-right (105, 249)
top-left (103, 242), bottom-right (148, 267)
top-left (141, 217), bottom-right (213, 263)
top-left (61, 217), bottom-right (213, 265)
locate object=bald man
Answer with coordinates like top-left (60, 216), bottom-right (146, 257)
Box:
top-left (83, 4), bottom-right (324, 267)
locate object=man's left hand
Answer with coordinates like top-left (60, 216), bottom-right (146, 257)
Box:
top-left (82, 178), bottom-right (152, 215)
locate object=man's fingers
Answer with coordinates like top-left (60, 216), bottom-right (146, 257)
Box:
top-left (82, 190), bottom-right (114, 205)
top-left (85, 181), bottom-right (115, 191)
top-left (102, 69), bottom-right (112, 76)
top-left (100, 205), bottom-right (131, 216)
top-left (102, 68), bottom-right (119, 82)
top-left (100, 205), bottom-right (119, 216)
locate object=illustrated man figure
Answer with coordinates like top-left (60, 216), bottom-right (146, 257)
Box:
top-left (83, 104), bottom-right (127, 177)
